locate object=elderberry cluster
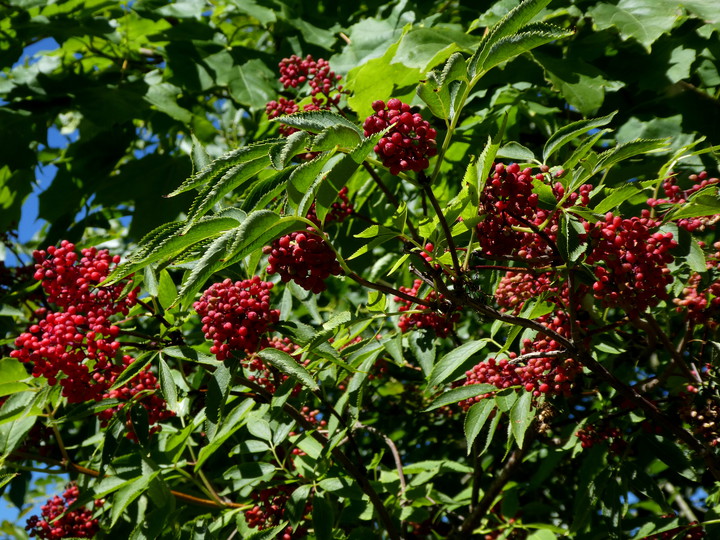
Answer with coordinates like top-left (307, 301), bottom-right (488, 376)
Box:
top-left (25, 484), bottom-right (100, 539)
top-left (363, 99), bottom-right (438, 175)
top-left (395, 279), bottom-right (460, 338)
top-left (475, 163), bottom-right (591, 263)
top-left (194, 277), bottom-right (280, 359)
top-left (306, 186), bottom-right (353, 225)
top-left (264, 230), bottom-right (343, 294)
top-left (575, 424), bottom-right (627, 454)
top-left (243, 485), bottom-right (311, 539)
top-left (647, 171), bottom-right (720, 232)
top-left (675, 242), bottom-right (720, 328)
top-left (586, 213), bottom-right (676, 312)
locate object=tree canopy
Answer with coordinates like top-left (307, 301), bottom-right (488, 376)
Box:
top-left (1, 0), bottom-right (720, 539)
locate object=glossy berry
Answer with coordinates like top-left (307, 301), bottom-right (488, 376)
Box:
top-left (265, 229), bottom-right (343, 293)
top-left (363, 99), bottom-right (437, 175)
top-left (194, 277), bottom-right (280, 359)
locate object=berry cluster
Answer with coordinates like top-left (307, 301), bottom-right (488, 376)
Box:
top-left (585, 213), bottom-right (676, 312)
top-left (576, 423), bottom-right (627, 454)
top-left (644, 521), bottom-right (706, 539)
top-left (244, 337), bottom-right (304, 395)
top-left (475, 163), bottom-right (591, 263)
top-left (25, 484), bottom-right (100, 539)
top-left (675, 242), bottom-right (720, 328)
top-left (363, 99), bottom-right (438, 175)
top-left (494, 271), bottom-right (559, 314)
top-left (679, 392), bottom-right (720, 447)
top-left (243, 485), bottom-right (311, 539)
top-left (264, 230), bottom-right (343, 294)
top-left (647, 171), bottom-right (720, 232)
top-left (11, 242), bottom-right (138, 402)
top-left (306, 186), bottom-right (354, 226)
top-left (194, 277), bottom-right (280, 360)
top-left (395, 279), bottom-right (460, 338)
top-left (266, 55), bottom-right (344, 141)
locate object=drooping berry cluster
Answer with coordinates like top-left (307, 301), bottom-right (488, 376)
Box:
top-left (576, 423), bottom-right (627, 454)
top-left (25, 484), bottom-right (100, 539)
top-left (363, 99), bottom-right (438, 175)
top-left (647, 171), bottom-right (720, 232)
top-left (395, 279), bottom-right (460, 338)
top-left (264, 230), bottom-right (343, 294)
top-left (244, 337), bottom-right (305, 395)
top-left (494, 271), bottom-right (560, 314)
top-left (475, 163), bottom-right (591, 263)
top-left (11, 241), bottom-right (138, 402)
top-left (243, 485), bottom-right (311, 539)
top-left (194, 277), bottom-right (280, 360)
top-left (585, 213), bottom-right (676, 312)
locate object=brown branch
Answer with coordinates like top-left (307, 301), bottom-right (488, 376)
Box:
top-left (419, 172), bottom-right (462, 276)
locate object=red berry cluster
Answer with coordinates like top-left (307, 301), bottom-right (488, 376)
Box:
top-left (11, 241), bottom-right (138, 403)
top-left (647, 171), bottom-right (719, 232)
top-left (25, 484), bottom-right (100, 539)
top-left (264, 230), bottom-right (343, 294)
top-left (278, 55), bottom-right (342, 101)
top-left (266, 55), bottom-right (344, 141)
top-left (244, 485), bottom-right (311, 539)
top-left (644, 521), bottom-right (705, 539)
top-left (265, 98), bottom-right (300, 137)
top-left (306, 186), bottom-right (354, 226)
top-left (576, 424), bottom-right (627, 454)
top-left (363, 99), bottom-right (438, 175)
top-left (97, 359), bottom-right (175, 441)
top-left (395, 279), bottom-right (460, 338)
top-left (194, 278), bottom-right (280, 360)
top-left (679, 391), bottom-right (720, 447)
top-left (494, 271), bottom-right (559, 314)
top-left (585, 213), bottom-right (676, 312)
top-left (475, 163), bottom-right (591, 263)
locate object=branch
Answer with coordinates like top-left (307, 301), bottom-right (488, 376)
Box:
top-left (418, 172), bottom-right (462, 276)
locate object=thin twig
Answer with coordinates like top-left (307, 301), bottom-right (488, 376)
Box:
top-left (355, 423), bottom-right (407, 500)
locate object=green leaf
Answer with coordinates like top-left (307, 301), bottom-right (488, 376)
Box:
top-left (167, 139), bottom-right (283, 197)
top-left (425, 384), bottom-right (497, 411)
top-left (481, 407), bottom-right (501, 455)
top-left (196, 398), bottom-right (255, 470)
top-left (273, 111), bottom-right (362, 135)
top-left (495, 388), bottom-right (518, 413)
top-left (464, 398), bottom-right (496, 450)
top-left (592, 183), bottom-right (643, 214)
top-left (269, 131), bottom-right (311, 170)
top-left (110, 471), bottom-right (159, 527)
top-left (593, 139), bottom-right (670, 173)
top-left (313, 125), bottom-right (362, 151)
top-left (109, 352), bottom-right (156, 391)
top-left (312, 495), bottom-right (334, 540)
top-left (185, 156), bottom-right (270, 224)
top-left (497, 141), bottom-right (536, 162)
top-left (157, 355), bottom-right (177, 413)
top-left (468, 0), bottom-right (552, 79)
top-left (481, 24), bottom-right (574, 72)
top-left (108, 216), bottom-right (242, 283)
top-left (0, 358), bottom-right (29, 383)
top-left (244, 523), bottom-right (290, 540)
top-left (258, 348), bottom-right (319, 391)
top-left (427, 339), bottom-right (490, 388)
top-left (227, 59), bottom-right (278, 109)
top-left (558, 212), bottom-right (587, 264)
top-left (286, 152), bottom-right (334, 215)
top-left (543, 112), bottom-right (617, 163)
top-left (588, 0), bottom-right (680, 52)
top-left (509, 390), bottom-right (533, 448)
top-left (418, 71), bottom-right (451, 120)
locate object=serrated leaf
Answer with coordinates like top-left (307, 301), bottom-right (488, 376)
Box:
top-left (481, 407), bottom-right (501, 455)
top-left (109, 352), bottom-right (156, 391)
top-left (543, 112), bottom-right (617, 163)
top-left (495, 387), bottom-right (519, 413)
top-left (244, 523), bottom-right (289, 540)
top-left (241, 169), bottom-right (293, 213)
top-left (270, 131), bottom-right (311, 170)
top-left (558, 212), bottom-right (587, 264)
top-left (427, 339), bottom-right (490, 388)
top-left (190, 133), bottom-right (211, 173)
top-left (312, 495), bottom-right (334, 540)
top-left (313, 125), bottom-right (362, 151)
top-left (196, 399), bottom-right (255, 470)
top-left (481, 24), bottom-right (574, 72)
top-left (464, 398), bottom-right (496, 450)
top-left (273, 110), bottom-right (362, 135)
top-left (185, 156), bottom-right (270, 224)
top-left (226, 213), bottom-right (306, 267)
top-left (110, 472), bottom-right (159, 527)
top-left (497, 141), bottom-right (536, 161)
top-left (594, 139), bottom-right (670, 173)
top-left (592, 183), bottom-right (643, 214)
top-left (108, 216), bottom-right (241, 283)
top-left (468, 0), bottom-right (553, 79)
top-left (286, 152), bottom-right (334, 215)
top-left (258, 348), bottom-right (319, 391)
top-left (509, 390), bottom-right (533, 448)
top-left (417, 71), bottom-right (450, 120)
top-left (167, 139), bottom-right (283, 197)
top-left (425, 384), bottom-right (497, 411)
